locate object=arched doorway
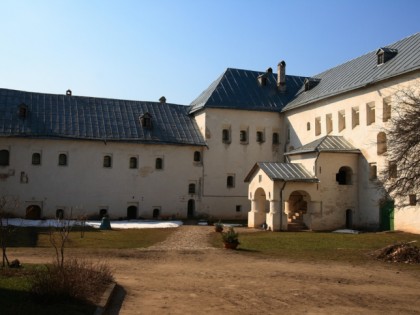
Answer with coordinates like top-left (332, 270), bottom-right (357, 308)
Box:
top-left (26, 205), bottom-right (41, 219)
top-left (152, 208), bottom-right (160, 219)
top-left (127, 206), bottom-right (137, 220)
top-left (288, 191), bottom-right (310, 230)
top-left (187, 199), bottom-right (195, 219)
top-left (99, 209), bottom-right (108, 218)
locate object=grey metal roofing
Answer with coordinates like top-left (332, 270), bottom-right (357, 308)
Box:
top-left (283, 32), bottom-right (420, 111)
top-left (244, 162), bottom-right (319, 183)
top-left (189, 68), bottom-right (307, 113)
top-left (0, 88), bottom-right (206, 146)
top-left (284, 136), bottom-right (360, 156)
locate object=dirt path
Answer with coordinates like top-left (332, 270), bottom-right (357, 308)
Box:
top-left (9, 226), bottom-right (420, 314)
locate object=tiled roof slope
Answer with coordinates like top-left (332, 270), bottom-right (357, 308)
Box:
top-left (285, 136), bottom-right (360, 155)
top-left (283, 32), bottom-right (420, 111)
top-left (0, 88), bottom-right (206, 146)
top-left (189, 68), bottom-right (307, 113)
top-left (244, 162), bottom-right (318, 183)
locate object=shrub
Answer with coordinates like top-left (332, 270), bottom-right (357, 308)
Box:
top-left (31, 259), bottom-right (114, 304)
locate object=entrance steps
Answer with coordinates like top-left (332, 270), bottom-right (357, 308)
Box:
top-left (287, 222), bottom-right (308, 231)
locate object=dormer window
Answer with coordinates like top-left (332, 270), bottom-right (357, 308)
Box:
top-left (376, 48), bottom-right (398, 65)
top-left (140, 113), bottom-right (152, 129)
top-left (304, 78), bottom-right (320, 91)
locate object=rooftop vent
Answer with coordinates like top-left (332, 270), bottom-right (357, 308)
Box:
top-left (304, 78), bottom-right (321, 91)
top-left (159, 96), bottom-right (166, 104)
top-left (140, 112), bottom-right (153, 129)
top-left (66, 89), bottom-right (72, 96)
top-left (376, 48), bottom-right (398, 65)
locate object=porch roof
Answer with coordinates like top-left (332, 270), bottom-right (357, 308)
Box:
top-left (284, 136), bottom-right (360, 155)
top-left (244, 162), bottom-right (319, 183)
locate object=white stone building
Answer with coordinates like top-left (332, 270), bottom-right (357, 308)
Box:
top-left (1, 33), bottom-right (419, 233)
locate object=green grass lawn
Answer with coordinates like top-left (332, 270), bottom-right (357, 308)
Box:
top-left (211, 229), bottom-right (420, 266)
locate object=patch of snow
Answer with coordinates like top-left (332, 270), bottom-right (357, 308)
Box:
top-left (2, 219), bottom-right (183, 229)
top-left (332, 229), bottom-right (360, 234)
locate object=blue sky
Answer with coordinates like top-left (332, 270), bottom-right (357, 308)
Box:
top-left (1, 0), bottom-right (419, 105)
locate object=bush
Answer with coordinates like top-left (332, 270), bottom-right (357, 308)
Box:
top-left (31, 259), bottom-right (114, 304)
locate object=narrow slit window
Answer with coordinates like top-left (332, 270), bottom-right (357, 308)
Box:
top-left (155, 157), bottom-right (163, 170)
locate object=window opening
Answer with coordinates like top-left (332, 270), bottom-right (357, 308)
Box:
top-left (129, 157), bottom-right (138, 169)
top-left (369, 163), bottom-right (377, 180)
top-left (409, 195), bottom-right (417, 206)
top-left (352, 107), bottom-right (359, 128)
top-left (272, 132), bottom-right (279, 144)
top-left (155, 157), bottom-right (163, 170)
top-left (140, 113), bottom-right (152, 129)
top-left (193, 151), bottom-right (201, 162)
top-left (383, 97), bottom-right (391, 122)
top-left (240, 130), bottom-right (247, 143)
top-left (338, 110), bottom-right (346, 132)
top-left (377, 132), bottom-right (387, 155)
top-left (366, 102), bottom-right (375, 125)
top-left (256, 131), bottom-right (264, 143)
top-left (56, 209), bottom-right (64, 220)
top-left (307, 122), bottom-right (311, 131)
top-left (103, 155), bottom-right (112, 168)
top-left (58, 153), bottom-right (67, 166)
top-left (227, 175), bottom-right (235, 188)
top-left (236, 205), bottom-right (242, 212)
top-left (188, 183), bottom-right (196, 194)
top-left (32, 153), bottom-right (41, 165)
top-left (222, 129), bottom-right (230, 143)
top-left (315, 117), bottom-right (321, 136)
top-left (0, 150), bottom-right (10, 166)
top-left (336, 166), bottom-right (352, 185)
top-left (326, 114), bottom-right (333, 134)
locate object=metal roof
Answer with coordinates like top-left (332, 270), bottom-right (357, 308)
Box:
top-left (189, 68), bottom-right (307, 113)
top-left (0, 88), bottom-right (206, 146)
top-left (283, 32), bottom-right (420, 111)
top-left (244, 162), bottom-right (319, 183)
top-left (285, 136), bottom-right (360, 155)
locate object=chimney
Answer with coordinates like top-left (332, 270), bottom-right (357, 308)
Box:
top-left (266, 67), bottom-right (273, 74)
top-left (66, 89), bottom-right (72, 96)
top-left (277, 61), bottom-right (286, 92)
top-left (159, 96), bottom-right (166, 104)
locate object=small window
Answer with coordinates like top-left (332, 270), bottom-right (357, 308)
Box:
top-left (129, 157), bottom-right (138, 169)
top-left (377, 132), bottom-right (387, 155)
top-left (352, 107), bottom-right (359, 129)
top-left (236, 205), bottom-right (242, 212)
top-left (315, 117), bottom-right (321, 136)
top-left (140, 113), bottom-right (152, 129)
top-left (307, 122), bottom-right (311, 131)
top-left (366, 102), bottom-right (375, 125)
top-left (377, 53), bottom-right (385, 65)
top-left (18, 104), bottom-right (28, 118)
top-left (369, 163), bottom-right (377, 180)
top-left (336, 166), bottom-right (352, 185)
top-left (155, 157), bottom-right (163, 170)
top-left (272, 132), bottom-right (279, 145)
top-left (32, 153), bottom-right (41, 165)
top-left (389, 162), bottom-right (397, 178)
top-left (338, 110), bottom-right (346, 132)
top-left (240, 130), bottom-right (247, 143)
top-left (409, 194), bottom-right (417, 206)
top-left (256, 131), bottom-right (264, 143)
top-left (56, 209), bottom-right (64, 220)
top-left (193, 151), bottom-right (201, 162)
top-left (222, 129), bottom-right (230, 143)
top-left (227, 175), bottom-right (235, 188)
top-left (383, 97), bottom-right (391, 122)
top-left (103, 155), bottom-right (112, 168)
top-left (188, 183), bottom-right (196, 194)
top-left (0, 149), bottom-right (10, 166)
top-left (58, 153), bottom-right (67, 166)
top-left (326, 114), bottom-right (332, 134)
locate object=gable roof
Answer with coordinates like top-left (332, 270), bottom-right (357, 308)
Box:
top-left (244, 162), bottom-right (319, 183)
top-left (283, 32), bottom-right (420, 111)
top-left (0, 88), bottom-right (206, 146)
top-left (284, 136), bottom-right (360, 155)
top-left (189, 68), bottom-right (307, 113)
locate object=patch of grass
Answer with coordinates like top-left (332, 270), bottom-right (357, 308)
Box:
top-left (210, 230), bottom-right (420, 266)
top-left (9, 227), bottom-right (176, 249)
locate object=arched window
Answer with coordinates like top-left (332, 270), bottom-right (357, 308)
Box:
top-left (193, 151), bottom-right (201, 162)
top-left (227, 175), bottom-right (235, 188)
top-left (56, 209), bottom-right (64, 220)
top-left (336, 166), bottom-right (352, 185)
top-left (155, 158), bottom-right (163, 170)
top-left (256, 131), bottom-right (264, 143)
top-left (240, 130), bottom-right (247, 142)
top-left (32, 153), bottom-right (41, 165)
top-left (129, 157), bottom-right (138, 169)
top-left (58, 153), bottom-right (67, 166)
top-left (188, 183), bottom-right (196, 194)
top-left (377, 132), bottom-right (387, 155)
top-left (103, 155), bottom-right (112, 168)
top-left (0, 150), bottom-right (10, 166)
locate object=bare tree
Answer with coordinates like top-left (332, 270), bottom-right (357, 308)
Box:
top-left (49, 210), bottom-right (73, 268)
top-left (0, 196), bottom-right (19, 267)
top-left (380, 85), bottom-right (420, 205)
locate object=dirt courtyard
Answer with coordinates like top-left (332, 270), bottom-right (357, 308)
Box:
top-left (9, 226), bottom-right (420, 314)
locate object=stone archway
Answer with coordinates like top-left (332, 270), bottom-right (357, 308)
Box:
top-left (248, 187), bottom-right (269, 228)
top-left (127, 206), bottom-right (137, 220)
top-left (287, 190), bottom-right (310, 230)
top-left (26, 205), bottom-right (41, 219)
